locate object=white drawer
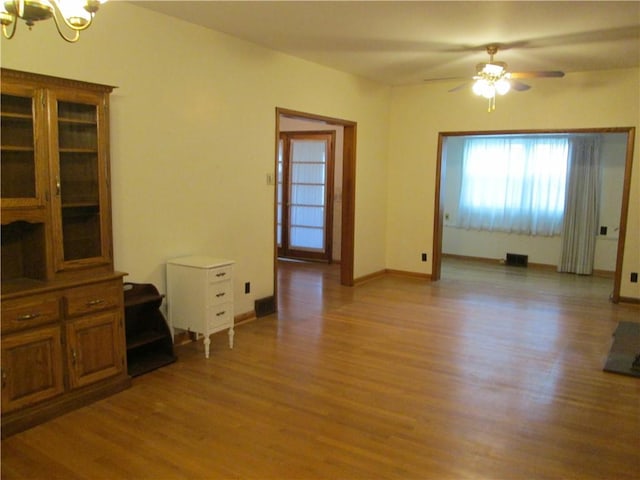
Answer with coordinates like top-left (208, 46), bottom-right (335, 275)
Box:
top-left (207, 265), bottom-right (232, 284)
top-left (208, 280), bottom-right (233, 306)
top-left (206, 303), bottom-right (233, 332)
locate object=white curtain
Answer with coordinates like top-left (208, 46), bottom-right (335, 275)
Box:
top-left (456, 135), bottom-right (569, 235)
top-left (558, 135), bottom-right (602, 275)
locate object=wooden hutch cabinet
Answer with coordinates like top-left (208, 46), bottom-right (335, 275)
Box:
top-left (1, 68), bottom-right (130, 437)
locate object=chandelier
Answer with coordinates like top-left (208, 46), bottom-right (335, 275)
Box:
top-left (472, 61), bottom-right (511, 112)
top-left (1, 0), bottom-right (107, 43)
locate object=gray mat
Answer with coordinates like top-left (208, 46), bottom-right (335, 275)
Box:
top-left (603, 321), bottom-right (640, 378)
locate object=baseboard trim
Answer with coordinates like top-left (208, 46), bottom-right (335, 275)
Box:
top-left (235, 310), bottom-right (257, 325)
top-left (354, 269), bottom-right (431, 285)
top-left (443, 253), bottom-right (501, 264)
top-left (353, 269), bottom-right (386, 285)
top-left (618, 296), bottom-right (640, 305)
top-left (385, 269), bottom-right (431, 280)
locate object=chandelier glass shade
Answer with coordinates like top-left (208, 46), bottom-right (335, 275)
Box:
top-left (1, 0), bottom-right (106, 42)
top-left (473, 62), bottom-right (512, 111)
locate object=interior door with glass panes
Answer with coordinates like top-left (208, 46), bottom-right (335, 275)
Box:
top-left (277, 132), bottom-right (334, 262)
top-left (49, 89), bottom-right (112, 272)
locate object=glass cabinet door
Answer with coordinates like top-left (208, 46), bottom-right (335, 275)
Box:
top-left (0, 86), bottom-right (45, 208)
top-left (50, 90), bottom-right (111, 270)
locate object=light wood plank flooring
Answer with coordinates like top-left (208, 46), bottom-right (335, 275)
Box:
top-left (2, 259), bottom-right (639, 479)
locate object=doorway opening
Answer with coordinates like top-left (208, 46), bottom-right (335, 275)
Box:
top-left (432, 128), bottom-right (635, 303)
top-left (274, 108), bottom-right (357, 308)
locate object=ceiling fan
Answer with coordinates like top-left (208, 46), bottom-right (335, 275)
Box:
top-left (450, 45), bottom-right (565, 112)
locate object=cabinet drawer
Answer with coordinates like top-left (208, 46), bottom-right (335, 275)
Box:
top-left (64, 281), bottom-right (122, 318)
top-left (206, 303), bottom-right (233, 332)
top-left (1, 294), bottom-right (60, 333)
top-left (207, 265), bottom-right (232, 284)
top-left (208, 280), bottom-right (233, 306)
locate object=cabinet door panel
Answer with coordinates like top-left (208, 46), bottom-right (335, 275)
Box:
top-left (48, 89), bottom-right (112, 272)
top-left (67, 310), bottom-right (124, 389)
top-left (1, 326), bottom-right (64, 413)
top-left (0, 83), bottom-right (47, 208)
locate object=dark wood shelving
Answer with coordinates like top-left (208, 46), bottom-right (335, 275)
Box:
top-left (123, 283), bottom-right (176, 377)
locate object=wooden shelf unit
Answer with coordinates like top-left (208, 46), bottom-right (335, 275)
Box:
top-left (1, 68), bottom-right (130, 438)
top-left (123, 283), bottom-right (176, 377)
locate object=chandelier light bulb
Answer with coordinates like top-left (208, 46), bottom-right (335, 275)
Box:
top-left (58, 0), bottom-right (91, 27)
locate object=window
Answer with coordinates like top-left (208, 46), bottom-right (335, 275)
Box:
top-left (456, 135), bottom-right (569, 235)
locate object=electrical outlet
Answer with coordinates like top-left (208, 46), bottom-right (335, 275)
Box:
top-left (421, 253), bottom-right (427, 262)
top-left (631, 273), bottom-right (638, 283)
top-left (245, 282), bottom-right (251, 293)
top-left (600, 226), bottom-right (608, 235)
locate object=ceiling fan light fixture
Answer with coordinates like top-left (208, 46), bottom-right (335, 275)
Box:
top-left (472, 78), bottom-right (495, 99)
top-left (482, 63), bottom-right (504, 76)
top-left (495, 77), bottom-right (511, 95)
top-left (452, 44), bottom-right (563, 112)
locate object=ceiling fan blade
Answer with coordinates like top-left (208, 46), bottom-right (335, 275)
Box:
top-left (510, 71), bottom-right (565, 79)
top-left (510, 80), bottom-right (531, 91)
top-left (448, 82), bottom-right (470, 92)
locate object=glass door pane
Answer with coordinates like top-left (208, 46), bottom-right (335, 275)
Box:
top-left (57, 100), bottom-right (102, 262)
top-left (288, 139), bottom-right (327, 252)
top-left (1, 92), bottom-right (39, 204)
top-left (277, 139), bottom-right (283, 248)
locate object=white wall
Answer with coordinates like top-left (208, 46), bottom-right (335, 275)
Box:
top-left (387, 68), bottom-right (640, 299)
top-left (0, 2), bottom-right (391, 315)
top-left (441, 133), bottom-right (628, 272)
top-left (279, 117), bottom-right (344, 262)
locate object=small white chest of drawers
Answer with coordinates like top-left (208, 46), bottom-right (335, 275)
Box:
top-left (167, 256), bottom-right (235, 358)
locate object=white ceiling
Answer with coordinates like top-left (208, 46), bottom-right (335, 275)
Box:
top-left (134, 1), bottom-right (640, 86)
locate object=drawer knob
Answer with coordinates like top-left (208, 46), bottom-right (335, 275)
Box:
top-left (17, 312), bottom-right (41, 321)
top-left (216, 310), bottom-right (226, 317)
top-left (86, 299), bottom-right (105, 307)
top-left (215, 272), bottom-right (226, 277)
top-left (216, 292), bottom-right (225, 298)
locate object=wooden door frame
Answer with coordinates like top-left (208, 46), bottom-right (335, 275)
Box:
top-left (275, 108), bottom-right (357, 295)
top-left (278, 131), bottom-right (336, 262)
top-left (432, 127), bottom-right (636, 303)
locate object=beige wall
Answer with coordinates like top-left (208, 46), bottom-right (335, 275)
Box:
top-left (387, 68), bottom-right (640, 299)
top-left (0, 2), bottom-right (391, 315)
top-left (2, 3), bottom-right (638, 305)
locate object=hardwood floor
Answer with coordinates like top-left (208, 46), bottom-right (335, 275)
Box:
top-left (2, 259), bottom-right (639, 479)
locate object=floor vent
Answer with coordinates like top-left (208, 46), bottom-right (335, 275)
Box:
top-left (255, 296), bottom-right (276, 317)
top-left (506, 253), bottom-right (529, 267)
